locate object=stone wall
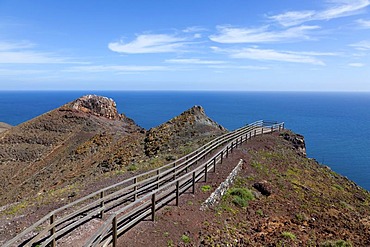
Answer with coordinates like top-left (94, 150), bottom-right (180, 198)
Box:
top-left (200, 159), bottom-right (244, 210)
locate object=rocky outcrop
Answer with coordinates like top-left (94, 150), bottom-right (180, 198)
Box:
top-left (144, 105), bottom-right (227, 156)
top-left (0, 122), bottom-right (12, 133)
top-left (63, 95), bottom-right (121, 120)
top-left (281, 131), bottom-right (306, 156)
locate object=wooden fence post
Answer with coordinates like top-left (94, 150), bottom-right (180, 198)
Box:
top-left (100, 191), bottom-right (105, 218)
top-left (213, 157), bottom-right (216, 172)
top-left (254, 129), bottom-right (256, 136)
top-left (176, 181), bottom-right (179, 206)
top-left (133, 177), bottom-right (137, 201)
top-left (220, 151), bottom-right (223, 164)
top-left (112, 216), bottom-right (117, 247)
top-left (261, 127), bottom-right (264, 134)
top-left (50, 214), bottom-right (55, 247)
top-left (271, 126), bottom-right (273, 133)
top-left (226, 146), bottom-right (229, 157)
top-left (204, 164), bottom-right (208, 182)
top-left (156, 170), bottom-right (160, 189)
top-left (151, 194), bottom-right (156, 221)
top-left (192, 172), bottom-right (196, 194)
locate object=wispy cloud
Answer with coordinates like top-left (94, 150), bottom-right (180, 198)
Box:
top-left (209, 25), bottom-right (319, 43)
top-left (207, 65), bottom-right (269, 70)
top-left (0, 68), bottom-right (48, 76)
top-left (108, 34), bottom-right (192, 54)
top-left (165, 58), bottom-right (227, 65)
top-left (269, 0), bottom-right (370, 27)
top-left (356, 18), bottom-right (370, 28)
top-left (0, 40), bottom-right (85, 64)
top-left (67, 65), bottom-right (168, 73)
top-left (0, 41), bottom-right (34, 51)
top-left (349, 40), bottom-right (370, 50)
top-left (348, 62), bottom-right (365, 67)
top-left (213, 47), bottom-right (326, 65)
top-left (182, 26), bottom-right (208, 33)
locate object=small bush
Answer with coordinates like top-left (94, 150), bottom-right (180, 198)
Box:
top-left (181, 234), bottom-right (191, 243)
top-left (281, 231), bottom-right (296, 240)
top-left (201, 185), bottom-right (212, 192)
top-left (127, 164), bottom-right (137, 171)
top-left (256, 209), bottom-right (263, 216)
top-left (320, 240), bottom-right (352, 247)
top-left (228, 187), bottom-right (254, 208)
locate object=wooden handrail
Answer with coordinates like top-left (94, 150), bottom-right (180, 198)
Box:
top-left (4, 120), bottom-right (284, 247)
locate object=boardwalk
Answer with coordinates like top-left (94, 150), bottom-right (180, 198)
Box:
top-left (5, 120), bottom-right (284, 247)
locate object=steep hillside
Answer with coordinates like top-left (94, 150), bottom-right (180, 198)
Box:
top-left (0, 97), bottom-right (227, 209)
top-left (145, 105), bottom-right (227, 158)
top-left (0, 122), bottom-right (12, 133)
top-left (0, 95), bottom-right (146, 205)
top-left (121, 131), bottom-right (370, 247)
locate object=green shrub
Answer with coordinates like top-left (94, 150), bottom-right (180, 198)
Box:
top-left (256, 209), bottom-right (263, 216)
top-left (127, 163), bottom-right (137, 171)
top-left (320, 240), bottom-right (352, 247)
top-left (201, 185), bottom-right (212, 192)
top-left (228, 187), bottom-right (254, 208)
top-left (181, 234), bottom-right (191, 243)
top-left (281, 231), bottom-right (296, 240)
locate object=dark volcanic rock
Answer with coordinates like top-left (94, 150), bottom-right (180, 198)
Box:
top-left (253, 180), bottom-right (273, 196)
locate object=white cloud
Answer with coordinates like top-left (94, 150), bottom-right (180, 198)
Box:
top-left (108, 34), bottom-right (191, 54)
top-left (348, 62), bottom-right (365, 67)
top-left (0, 51), bottom-right (71, 64)
top-left (349, 40), bottom-right (370, 50)
top-left (0, 40), bottom-right (85, 64)
top-left (67, 65), bottom-right (168, 73)
top-left (270, 0), bottom-right (370, 27)
top-left (0, 41), bottom-right (34, 51)
top-left (356, 19), bottom-right (370, 28)
top-left (0, 68), bottom-right (47, 76)
top-left (209, 25), bottom-right (319, 43)
top-left (214, 47), bottom-right (326, 65)
top-left (165, 58), bottom-right (227, 65)
top-left (182, 26), bottom-right (208, 33)
top-left (208, 65), bottom-right (269, 70)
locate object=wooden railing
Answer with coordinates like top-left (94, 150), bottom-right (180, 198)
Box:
top-left (4, 120), bottom-right (284, 247)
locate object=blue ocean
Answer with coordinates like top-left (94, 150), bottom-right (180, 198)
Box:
top-left (1, 91), bottom-right (369, 191)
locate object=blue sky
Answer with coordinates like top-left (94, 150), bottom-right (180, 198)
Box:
top-left (0, 0), bottom-right (370, 91)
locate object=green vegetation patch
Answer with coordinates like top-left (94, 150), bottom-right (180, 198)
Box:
top-left (320, 239), bottom-right (352, 247)
top-left (201, 185), bottom-right (212, 192)
top-left (227, 187), bottom-right (254, 208)
top-left (281, 231), bottom-right (296, 240)
top-left (181, 234), bottom-right (191, 243)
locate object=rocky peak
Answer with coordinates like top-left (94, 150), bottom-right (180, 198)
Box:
top-left (170, 105), bottom-right (226, 131)
top-left (67, 95), bottom-right (120, 120)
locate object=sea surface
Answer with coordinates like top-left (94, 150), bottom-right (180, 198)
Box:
top-left (1, 91), bottom-right (369, 191)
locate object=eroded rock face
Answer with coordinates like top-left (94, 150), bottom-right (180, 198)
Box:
top-left (67, 95), bottom-right (120, 120)
top-left (281, 131), bottom-right (306, 156)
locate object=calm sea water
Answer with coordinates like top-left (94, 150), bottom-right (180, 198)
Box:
top-left (1, 91), bottom-right (369, 191)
